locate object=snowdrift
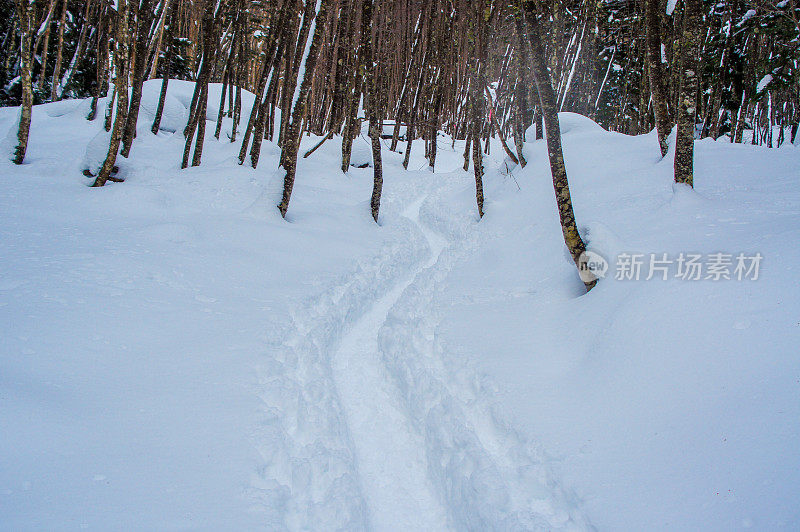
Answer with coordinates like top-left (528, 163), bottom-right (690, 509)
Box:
top-left (1, 86), bottom-right (799, 530)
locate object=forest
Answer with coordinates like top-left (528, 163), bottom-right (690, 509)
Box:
top-left (2, 0), bottom-right (799, 529)
top-left (2, 0), bottom-right (799, 285)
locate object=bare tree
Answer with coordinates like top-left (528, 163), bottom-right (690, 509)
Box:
top-left (646, 0), bottom-right (672, 156)
top-left (12, 0), bottom-right (34, 165)
top-left (519, 1), bottom-right (596, 290)
top-left (674, 0), bottom-right (702, 187)
top-left (93, 0), bottom-right (130, 187)
top-left (277, 0), bottom-right (333, 218)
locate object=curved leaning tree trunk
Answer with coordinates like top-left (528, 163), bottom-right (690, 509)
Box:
top-left (121, 0), bottom-right (157, 158)
top-left (152, 2), bottom-right (175, 134)
top-left (88, 10), bottom-right (111, 122)
top-left (674, 0), bottom-right (702, 187)
top-left (13, 0), bottom-right (34, 165)
top-left (93, 0), bottom-right (130, 188)
top-left (277, 0), bottom-right (333, 218)
top-left (519, 1), bottom-right (596, 291)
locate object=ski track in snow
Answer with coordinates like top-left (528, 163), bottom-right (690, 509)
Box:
top-left (254, 172), bottom-right (590, 530)
top-left (331, 194), bottom-right (449, 531)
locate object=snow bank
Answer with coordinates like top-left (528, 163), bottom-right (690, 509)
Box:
top-left (433, 115), bottom-right (800, 530)
top-left (80, 128), bottom-right (112, 175)
top-left (2, 81), bottom-right (798, 530)
top-left (377, 187), bottom-right (590, 530)
top-left (525, 112), bottom-right (605, 142)
top-left (140, 81), bottom-right (188, 133)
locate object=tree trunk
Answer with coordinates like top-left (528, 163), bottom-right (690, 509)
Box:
top-left (645, 0), bottom-right (671, 156)
top-left (237, 4), bottom-right (285, 163)
top-left (362, 0), bottom-right (383, 222)
top-left (369, 117), bottom-right (383, 222)
top-left (402, 123), bottom-right (414, 169)
top-left (151, 4), bottom-right (174, 134)
top-left (469, 0), bottom-right (487, 217)
top-left (56, 0), bottom-right (95, 100)
top-left (278, 0), bottom-right (333, 218)
top-left (36, 11), bottom-right (51, 93)
top-left (94, 0), bottom-right (130, 187)
top-left (674, 0), bottom-right (701, 187)
top-left (520, 2), bottom-right (595, 290)
top-left (49, 0), bottom-right (67, 101)
top-left (214, 64), bottom-right (229, 139)
top-left (472, 116), bottom-right (485, 218)
top-left (463, 131), bottom-right (471, 171)
top-left (88, 12), bottom-right (110, 122)
top-left (121, 0), bottom-right (156, 157)
top-left (12, 0), bottom-right (34, 165)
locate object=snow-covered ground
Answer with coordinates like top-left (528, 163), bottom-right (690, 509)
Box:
top-left (1, 83), bottom-right (798, 530)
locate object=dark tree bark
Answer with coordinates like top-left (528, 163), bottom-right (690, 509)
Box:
top-left (49, 0), bottom-right (67, 101)
top-left (237, 3), bottom-right (283, 163)
top-left (469, 0), bottom-right (487, 218)
top-left (646, 0), bottom-right (672, 156)
top-left (402, 123), bottom-right (414, 170)
top-left (88, 9), bottom-right (110, 122)
top-left (471, 116), bottom-right (485, 218)
top-left (181, 0), bottom-right (222, 169)
top-left (12, 0), bottom-right (34, 165)
top-left (463, 131), bottom-right (471, 172)
top-left (674, 0), bottom-right (702, 187)
top-left (121, 0), bottom-right (156, 157)
top-left (485, 86), bottom-right (520, 166)
top-left (278, 0), bottom-right (333, 218)
top-left (94, 0), bottom-right (130, 187)
top-left (36, 2), bottom-right (52, 93)
top-left (511, 34), bottom-right (531, 166)
top-left (339, 0), bottom-right (365, 172)
top-left (151, 2), bottom-right (175, 134)
top-left (362, 0), bottom-right (383, 222)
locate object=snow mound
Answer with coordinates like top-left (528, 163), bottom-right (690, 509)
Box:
top-left (140, 79), bottom-right (258, 129)
top-left (557, 112), bottom-right (605, 134)
top-left (349, 137), bottom-right (373, 168)
top-left (81, 128), bottom-right (111, 176)
top-left (140, 82), bottom-right (188, 133)
top-left (524, 112), bottom-right (604, 141)
top-left (43, 99), bottom-right (84, 118)
top-left (0, 109), bottom-right (20, 159)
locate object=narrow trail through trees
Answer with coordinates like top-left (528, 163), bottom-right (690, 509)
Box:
top-left (255, 170), bottom-right (589, 530)
top-left (331, 194), bottom-right (449, 531)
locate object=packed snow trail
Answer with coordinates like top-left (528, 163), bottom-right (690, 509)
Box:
top-left (252, 160), bottom-right (591, 530)
top-left (375, 183), bottom-right (589, 531)
top-left (251, 172), bottom-right (442, 530)
top-left (331, 195), bottom-right (449, 531)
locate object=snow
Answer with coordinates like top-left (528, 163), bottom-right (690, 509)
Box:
top-left (434, 119), bottom-right (800, 530)
top-left (739, 9), bottom-right (757, 26)
top-left (1, 85), bottom-right (799, 530)
top-left (666, 0), bottom-right (678, 16)
top-left (757, 73), bottom-right (773, 94)
top-left (139, 83), bottom-right (189, 133)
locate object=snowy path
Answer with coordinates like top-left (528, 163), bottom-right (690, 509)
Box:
top-left (331, 195), bottom-right (449, 531)
top-left (253, 172), bottom-right (588, 530)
